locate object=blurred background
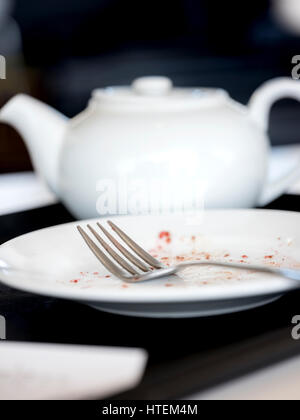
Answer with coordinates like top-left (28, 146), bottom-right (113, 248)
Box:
top-left (1, 0), bottom-right (300, 173)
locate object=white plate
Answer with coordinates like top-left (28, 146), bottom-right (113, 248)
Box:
top-left (0, 210), bottom-right (299, 318)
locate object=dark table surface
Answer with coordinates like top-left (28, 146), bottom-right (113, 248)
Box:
top-left (1, 196), bottom-right (300, 399)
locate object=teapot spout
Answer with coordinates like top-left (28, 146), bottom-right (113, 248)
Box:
top-left (0, 94), bottom-right (68, 195)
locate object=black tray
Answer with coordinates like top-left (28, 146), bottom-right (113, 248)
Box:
top-left (1, 196), bottom-right (300, 399)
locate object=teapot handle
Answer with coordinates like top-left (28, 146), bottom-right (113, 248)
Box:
top-left (248, 77), bottom-right (300, 206)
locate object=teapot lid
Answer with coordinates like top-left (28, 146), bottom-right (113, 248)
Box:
top-left (91, 76), bottom-right (228, 110)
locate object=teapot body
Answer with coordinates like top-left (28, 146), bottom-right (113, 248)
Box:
top-left (59, 99), bottom-right (268, 219)
top-left (1, 75), bottom-right (300, 217)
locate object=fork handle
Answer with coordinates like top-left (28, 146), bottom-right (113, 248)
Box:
top-left (138, 260), bottom-right (300, 283)
top-left (174, 261), bottom-right (300, 281)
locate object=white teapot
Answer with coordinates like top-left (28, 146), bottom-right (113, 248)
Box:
top-left (1, 76), bottom-right (300, 219)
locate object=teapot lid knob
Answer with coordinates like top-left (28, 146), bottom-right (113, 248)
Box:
top-left (132, 76), bottom-right (172, 96)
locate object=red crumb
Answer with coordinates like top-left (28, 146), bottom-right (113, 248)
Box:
top-left (122, 284), bottom-right (128, 288)
top-left (165, 283), bottom-right (173, 287)
top-left (159, 231), bottom-right (170, 239)
top-left (205, 254), bottom-right (210, 260)
top-left (80, 271), bottom-right (85, 275)
top-left (191, 235), bottom-right (196, 241)
top-left (224, 253), bottom-right (230, 257)
top-left (70, 279), bottom-right (79, 283)
top-left (158, 231), bottom-right (172, 244)
top-left (93, 272), bottom-right (99, 275)
top-left (161, 257), bottom-right (169, 260)
top-left (105, 275), bottom-right (111, 278)
top-left (264, 255), bottom-right (273, 259)
top-left (202, 281), bottom-right (208, 285)
top-left (241, 255), bottom-right (248, 259)
top-left (176, 256), bottom-right (185, 261)
top-left (239, 260), bottom-right (245, 263)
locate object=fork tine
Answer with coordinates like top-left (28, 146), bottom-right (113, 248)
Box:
top-left (87, 224), bottom-right (139, 275)
top-left (77, 226), bottom-right (128, 279)
top-left (107, 220), bottom-right (163, 268)
top-left (97, 223), bottom-right (150, 272)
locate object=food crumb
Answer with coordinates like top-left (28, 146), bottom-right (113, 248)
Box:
top-left (93, 272), bottom-right (99, 275)
top-left (159, 231), bottom-right (170, 239)
top-left (122, 284), bottom-right (129, 288)
top-left (70, 279), bottom-right (79, 283)
top-left (224, 253), bottom-right (230, 257)
top-left (105, 275), bottom-right (111, 278)
top-left (241, 255), bottom-right (248, 259)
top-left (158, 231), bottom-right (172, 244)
top-left (165, 283), bottom-right (173, 287)
top-left (264, 255), bottom-right (273, 259)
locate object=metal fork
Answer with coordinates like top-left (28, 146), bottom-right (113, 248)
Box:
top-left (77, 221), bottom-right (300, 283)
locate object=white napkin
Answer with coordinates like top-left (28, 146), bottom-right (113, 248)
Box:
top-left (0, 172), bottom-right (57, 216)
top-left (188, 354), bottom-right (300, 400)
top-left (268, 144), bottom-right (300, 194)
top-left (0, 341), bottom-right (147, 400)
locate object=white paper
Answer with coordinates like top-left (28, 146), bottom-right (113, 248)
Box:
top-left (0, 341), bottom-right (147, 400)
top-left (0, 172), bottom-right (57, 215)
top-left (188, 354), bottom-right (300, 400)
top-left (268, 144), bottom-right (300, 194)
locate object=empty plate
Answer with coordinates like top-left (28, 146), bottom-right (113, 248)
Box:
top-left (0, 209), bottom-right (299, 318)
